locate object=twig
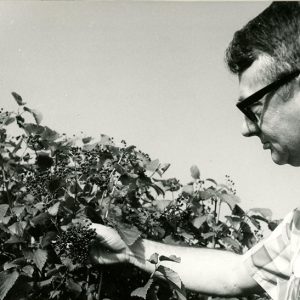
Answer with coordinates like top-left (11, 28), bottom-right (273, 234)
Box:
top-left (104, 152), bottom-right (125, 219)
top-left (97, 271), bottom-right (103, 300)
top-left (0, 157), bottom-right (12, 209)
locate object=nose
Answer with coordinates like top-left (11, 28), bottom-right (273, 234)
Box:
top-left (241, 117), bottom-right (260, 137)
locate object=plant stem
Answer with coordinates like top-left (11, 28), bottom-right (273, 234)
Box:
top-left (216, 200), bottom-right (221, 224)
top-left (104, 152), bottom-right (125, 219)
top-left (97, 271), bottom-right (103, 300)
top-left (212, 198), bottom-right (218, 249)
top-left (0, 157), bottom-right (12, 209)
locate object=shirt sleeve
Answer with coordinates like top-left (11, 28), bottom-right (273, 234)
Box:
top-left (242, 210), bottom-right (297, 300)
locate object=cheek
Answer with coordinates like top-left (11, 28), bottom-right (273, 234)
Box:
top-left (261, 105), bottom-right (291, 139)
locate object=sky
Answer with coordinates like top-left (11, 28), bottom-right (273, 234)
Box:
top-left (1, 1), bottom-right (299, 220)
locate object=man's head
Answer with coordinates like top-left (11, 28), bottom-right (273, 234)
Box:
top-left (225, 2), bottom-right (300, 166)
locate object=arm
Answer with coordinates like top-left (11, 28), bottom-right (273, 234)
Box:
top-left (129, 238), bottom-right (261, 296)
top-left (90, 224), bottom-right (262, 297)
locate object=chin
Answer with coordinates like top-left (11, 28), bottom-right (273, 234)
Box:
top-left (271, 154), bottom-right (300, 166)
top-left (272, 158), bottom-right (286, 165)
top-left (270, 150), bottom-right (288, 165)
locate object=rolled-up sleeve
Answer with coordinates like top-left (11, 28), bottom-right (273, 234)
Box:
top-left (242, 210), bottom-right (297, 300)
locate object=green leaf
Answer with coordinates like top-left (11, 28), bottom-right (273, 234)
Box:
top-left (268, 220), bottom-right (280, 231)
top-left (23, 123), bottom-right (44, 136)
top-left (148, 253), bottom-right (159, 264)
top-left (114, 163), bottom-right (126, 175)
top-left (153, 200), bottom-right (173, 212)
top-left (21, 266), bottom-right (34, 278)
top-left (162, 235), bottom-right (181, 245)
top-left (202, 232), bottom-right (215, 239)
top-left (249, 216), bottom-right (261, 229)
top-left (248, 208), bottom-right (272, 219)
top-left (16, 115), bottom-right (25, 127)
top-left (82, 136), bottom-right (92, 144)
top-left (30, 212), bottom-right (49, 227)
top-left (205, 178), bottom-right (218, 186)
top-left (12, 92), bottom-right (25, 105)
top-left (155, 265), bottom-right (186, 299)
top-left (220, 194), bottom-right (240, 210)
top-left (216, 183), bottom-right (230, 193)
top-left (0, 270), bottom-right (19, 300)
top-left (232, 205), bottom-right (245, 217)
top-left (66, 278), bottom-right (82, 296)
top-left (8, 222), bottom-right (26, 236)
top-left (38, 278), bottom-right (53, 287)
top-left (5, 236), bottom-right (25, 244)
top-left (41, 231), bottom-right (57, 248)
top-left (100, 134), bottom-right (113, 145)
top-left (251, 214), bottom-right (268, 223)
top-left (116, 223), bottom-right (141, 246)
top-left (61, 257), bottom-right (78, 272)
top-left (34, 202), bottom-right (46, 211)
top-left (191, 215), bottom-right (207, 229)
top-left (12, 206), bottom-right (25, 218)
top-left (225, 216), bottom-right (242, 228)
top-left (198, 189), bottom-right (216, 200)
top-left (182, 185), bottom-right (194, 196)
top-left (159, 255), bottom-right (181, 263)
top-left (4, 117), bottom-right (15, 126)
top-left (82, 142), bottom-right (97, 151)
top-left (145, 159), bottom-right (160, 172)
top-left (22, 249), bottom-right (34, 261)
top-left (33, 249), bottom-right (47, 271)
top-left (124, 145), bottom-right (136, 152)
top-left (221, 237), bottom-right (241, 252)
top-left (41, 126), bottom-right (60, 141)
top-left (180, 232), bottom-right (194, 241)
top-left (0, 204), bottom-right (9, 220)
top-left (24, 194), bottom-right (35, 203)
top-left (150, 183), bottom-right (165, 197)
top-left (190, 165), bottom-right (200, 180)
top-left (23, 107), bottom-right (43, 125)
top-left (130, 278), bottom-right (153, 299)
top-left (3, 258), bottom-right (25, 271)
top-left (157, 163), bottom-right (171, 176)
top-left (50, 290), bottom-right (60, 299)
top-left (3, 262), bottom-right (18, 271)
top-left (47, 202), bottom-right (60, 216)
top-left (155, 265), bottom-right (181, 287)
top-left (36, 152), bottom-right (54, 170)
top-left (11, 136), bottom-right (24, 154)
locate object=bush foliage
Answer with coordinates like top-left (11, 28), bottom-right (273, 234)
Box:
top-left (0, 93), bottom-right (277, 300)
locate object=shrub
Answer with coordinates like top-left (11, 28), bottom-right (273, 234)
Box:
top-left (0, 93), bottom-right (274, 300)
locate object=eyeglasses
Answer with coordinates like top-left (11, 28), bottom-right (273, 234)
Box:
top-left (236, 70), bottom-right (300, 123)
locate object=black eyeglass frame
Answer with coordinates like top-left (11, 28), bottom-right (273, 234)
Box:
top-left (236, 70), bottom-right (300, 123)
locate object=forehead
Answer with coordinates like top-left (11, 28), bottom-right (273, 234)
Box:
top-left (238, 56), bottom-right (273, 101)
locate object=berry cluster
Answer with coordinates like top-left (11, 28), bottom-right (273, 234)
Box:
top-left (225, 174), bottom-right (237, 195)
top-left (53, 222), bottom-right (97, 264)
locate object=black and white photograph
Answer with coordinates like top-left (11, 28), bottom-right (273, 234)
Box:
top-left (1, 2), bottom-right (300, 300)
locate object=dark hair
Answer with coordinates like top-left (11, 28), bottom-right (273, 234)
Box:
top-left (225, 2), bottom-right (300, 78)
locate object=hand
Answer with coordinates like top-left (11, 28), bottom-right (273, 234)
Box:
top-left (89, 223), bottom-right (132, 264)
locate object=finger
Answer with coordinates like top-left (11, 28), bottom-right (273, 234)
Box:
top-left (89, 247), bottom-right (127, 264)
top-left (90, 223), bottom-right (127, 251)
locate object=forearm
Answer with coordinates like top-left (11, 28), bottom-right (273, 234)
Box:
top-left (128, 238), bottom-right (259, 296)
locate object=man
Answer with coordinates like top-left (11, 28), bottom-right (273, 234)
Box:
top-left (90, 2), bottom-right (300, 299)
